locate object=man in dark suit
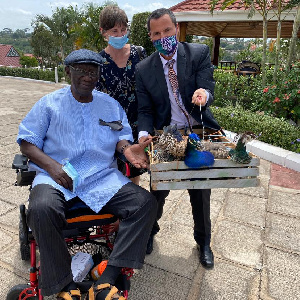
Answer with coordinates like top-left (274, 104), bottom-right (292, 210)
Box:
top-left (135, 8), bottom-right (221, 269)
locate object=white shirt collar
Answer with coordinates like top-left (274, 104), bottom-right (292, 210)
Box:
top-left (159, 47), bottom-right (178, 68)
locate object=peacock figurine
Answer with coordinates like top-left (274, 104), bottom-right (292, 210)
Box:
top-left (229, 132), bottom-right (256, 164)
top-left (184, 133), bottom-right (215, 168)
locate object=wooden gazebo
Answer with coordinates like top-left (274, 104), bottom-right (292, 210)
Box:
top-left (170, 0), bottom-right (299, 65)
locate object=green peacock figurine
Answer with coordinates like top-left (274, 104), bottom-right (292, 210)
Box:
top-left (229, 132), bottom-right (256, 164)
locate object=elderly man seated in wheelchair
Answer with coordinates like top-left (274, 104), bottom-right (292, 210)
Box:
top-left (16, 49), bottom-right (157, 300)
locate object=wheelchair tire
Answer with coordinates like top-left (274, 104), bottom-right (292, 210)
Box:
top-left (6, 284), bottom-right (38, 300)
top-left (19, 205), bottom-right (30, 261)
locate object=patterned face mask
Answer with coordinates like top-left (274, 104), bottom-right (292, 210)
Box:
top-left (152, 34), bottom-right (178, 56)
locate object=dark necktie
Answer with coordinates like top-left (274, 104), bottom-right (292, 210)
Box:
top-left (166, 59), bottom-right (192, 131)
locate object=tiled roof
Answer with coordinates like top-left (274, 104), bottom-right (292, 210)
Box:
top-left (170, 0), bottom-right (291, 12)
top-left (0, 44), bottom-right (21, 67)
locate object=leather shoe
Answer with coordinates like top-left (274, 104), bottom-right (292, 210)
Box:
top-left (198, 245), bottom-right (214, 269)
top-left (146, 235), bottom-right (154, 254)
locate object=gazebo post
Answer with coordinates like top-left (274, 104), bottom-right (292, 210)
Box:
top-left (179, 22), bottom-right (187, 41)
top-left (212, 35), bottom-right (220, 66)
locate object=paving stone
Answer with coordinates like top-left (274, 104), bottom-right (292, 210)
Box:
top-left (0, 184), bottom-right (30, 206)
top-left (145, 221), bottom-right (198, 279)
top-left (198, 259), bottom-right (260, 300)
top-left (0, 152), bottom-right (19, 168)
top-left (230, 174), bottom-right (269, 199)
top-left (268, 188), bottom-right (300, 218)
top-left (160, 189), bottom-right (186, 223)
top-left (0, 167), bottom-right (18, 185)
top-left (265, 212), bottom-right (300, 253)
top-left (213, 220), bottom-right (263, 268)
top-left (0, 207), bottom-right (20, 229)
top-left (224, 192), bottom-right (267, 227)
top-left (270, 163), bottom-right (300, 190)
top-left (0, 227), bottom-right (15, 249)
top-left (0, 199), bottom-right (16, 216)
top-left (258, 159), bottom-right (271, 177)
top-left (171, 191), bottom-right (193, 228)
top-left (0, 143), bottom-right (20, 155)
top-left (1, 241), bottom-right (31, 276)
top-left (0, 268), bottom-right (27, 300)
top-left (261, 247), bottom-right (300, 300)
top-left (130, 264), bottom-right (192, 300)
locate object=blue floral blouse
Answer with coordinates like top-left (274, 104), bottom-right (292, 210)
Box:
top-left (96, 45), bottom-right (147, 140)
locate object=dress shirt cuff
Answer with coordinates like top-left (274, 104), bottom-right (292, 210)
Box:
top-left (138, 131), bottom-right (149, 140)
top-left (204, 90), bottom-right (209, 105)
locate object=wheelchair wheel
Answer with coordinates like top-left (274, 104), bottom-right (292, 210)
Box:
top-left (19, 205), bottom-right (30, 261)
top-left (6, 284), bottom-right (38, 300)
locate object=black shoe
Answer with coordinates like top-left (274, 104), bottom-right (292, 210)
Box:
top-left (198, 245), bottom-right (214, 269)
top-left (146, 235), bottom-right (154, 254)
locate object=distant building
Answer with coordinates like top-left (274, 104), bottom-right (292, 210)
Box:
top-left (0, 44), bottom-right (21, 67)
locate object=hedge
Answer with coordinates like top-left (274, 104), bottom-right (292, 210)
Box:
top-left (0, 66), bottom-right (64, 83)
top-left (211, 106), bottom-right (300, 153)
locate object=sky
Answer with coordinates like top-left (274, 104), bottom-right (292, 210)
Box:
top-left (0, 0), bottom-right (181, 32)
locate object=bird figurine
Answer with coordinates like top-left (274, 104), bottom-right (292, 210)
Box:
top-left (199, 140), bottom-right (229, 159)
top-left (184, 133), bottom-right (215, 168)
top-left (229, 132), bottom-right (256, 164)
top-left (157, 124), bottom-right (187, 158)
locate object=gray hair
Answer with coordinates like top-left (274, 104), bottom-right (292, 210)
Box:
top-left (147, 8), bottom-right (177, 32)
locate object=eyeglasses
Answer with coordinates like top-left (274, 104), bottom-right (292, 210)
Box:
top-left (69, 65), bottom-right (99, 79)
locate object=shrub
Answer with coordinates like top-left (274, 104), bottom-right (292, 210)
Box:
top-left (0, 66), bottom-right (63, 82)
top-left (214, 65), bottom-right (300, 125)
top-left (19, 56), bottom-right (39, 68)
top-left (213, 70), bottom-right (263, 112)
top-left (211, 106), bottom-right (300, 153)
top-left (260, 63), bottom-right (300, 124)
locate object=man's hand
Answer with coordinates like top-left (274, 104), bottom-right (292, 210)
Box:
top-left (48, 161), bottom-right (73, 191)
top-left (124, 138), bottom-right (153, 169)
top-left (192, 88), bottom-right (207, 106)
top-left (20, 140), bottom-right (74, 191)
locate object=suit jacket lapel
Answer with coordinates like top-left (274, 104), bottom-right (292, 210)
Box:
top-left (177, 43), bottom-right (186, 100)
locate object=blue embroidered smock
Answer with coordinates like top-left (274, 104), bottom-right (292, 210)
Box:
top-left (17, 86), bottom-right (132, 212)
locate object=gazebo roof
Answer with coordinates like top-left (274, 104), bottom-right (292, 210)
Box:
top-left (170, 0), bottom-right (299, 38)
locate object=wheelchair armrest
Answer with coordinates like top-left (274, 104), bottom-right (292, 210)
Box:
top-left (12, 154), bottom-right (36, 186)
top-left (12, 154), bottom-right (29, 171)
top-left (115, 151), bottom-right (128, 163)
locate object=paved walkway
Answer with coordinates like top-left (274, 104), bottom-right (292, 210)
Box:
top-left (0, 77), bottom-right (299, 300)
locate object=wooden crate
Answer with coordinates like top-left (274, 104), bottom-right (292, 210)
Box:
top-left (150, 130), bottom-right (260, 190)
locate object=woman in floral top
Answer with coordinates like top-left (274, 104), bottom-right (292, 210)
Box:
top-left (96, 5), bottom-right (147, 184)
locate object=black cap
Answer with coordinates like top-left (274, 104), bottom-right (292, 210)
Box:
top-left (64, 49), bottom-right (103, 66)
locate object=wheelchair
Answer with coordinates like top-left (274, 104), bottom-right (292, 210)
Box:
top-left (6, 154), bottom-right (133, 300)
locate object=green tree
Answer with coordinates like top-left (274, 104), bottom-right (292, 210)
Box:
top-left (19, 55), bottom-right (39, 67)
top-left (32, 6), bottom-right (82, 63)
top-left (210, 0), bottom-right (274, 86)
top-left (31, 24), bottom-right (56, 67)
top-left (130, 12), bottom-right (155, 55)
top-left (72, 3), bottom-right (106, 51)
top-left (272, 0), bottom-right (300, 82)
top-left (286, 4), bottom-right (300, 72)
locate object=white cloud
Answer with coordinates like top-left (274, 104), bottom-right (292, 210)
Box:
top-left (15, 8), bottom-right (33, 16)
top-left (120, 2), bottom-right (165, 20)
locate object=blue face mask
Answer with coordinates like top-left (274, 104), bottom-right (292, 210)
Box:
top-left (153, 34), bottom-right (178, 56)
top-left (108, 33), bottom-right (129, 49)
